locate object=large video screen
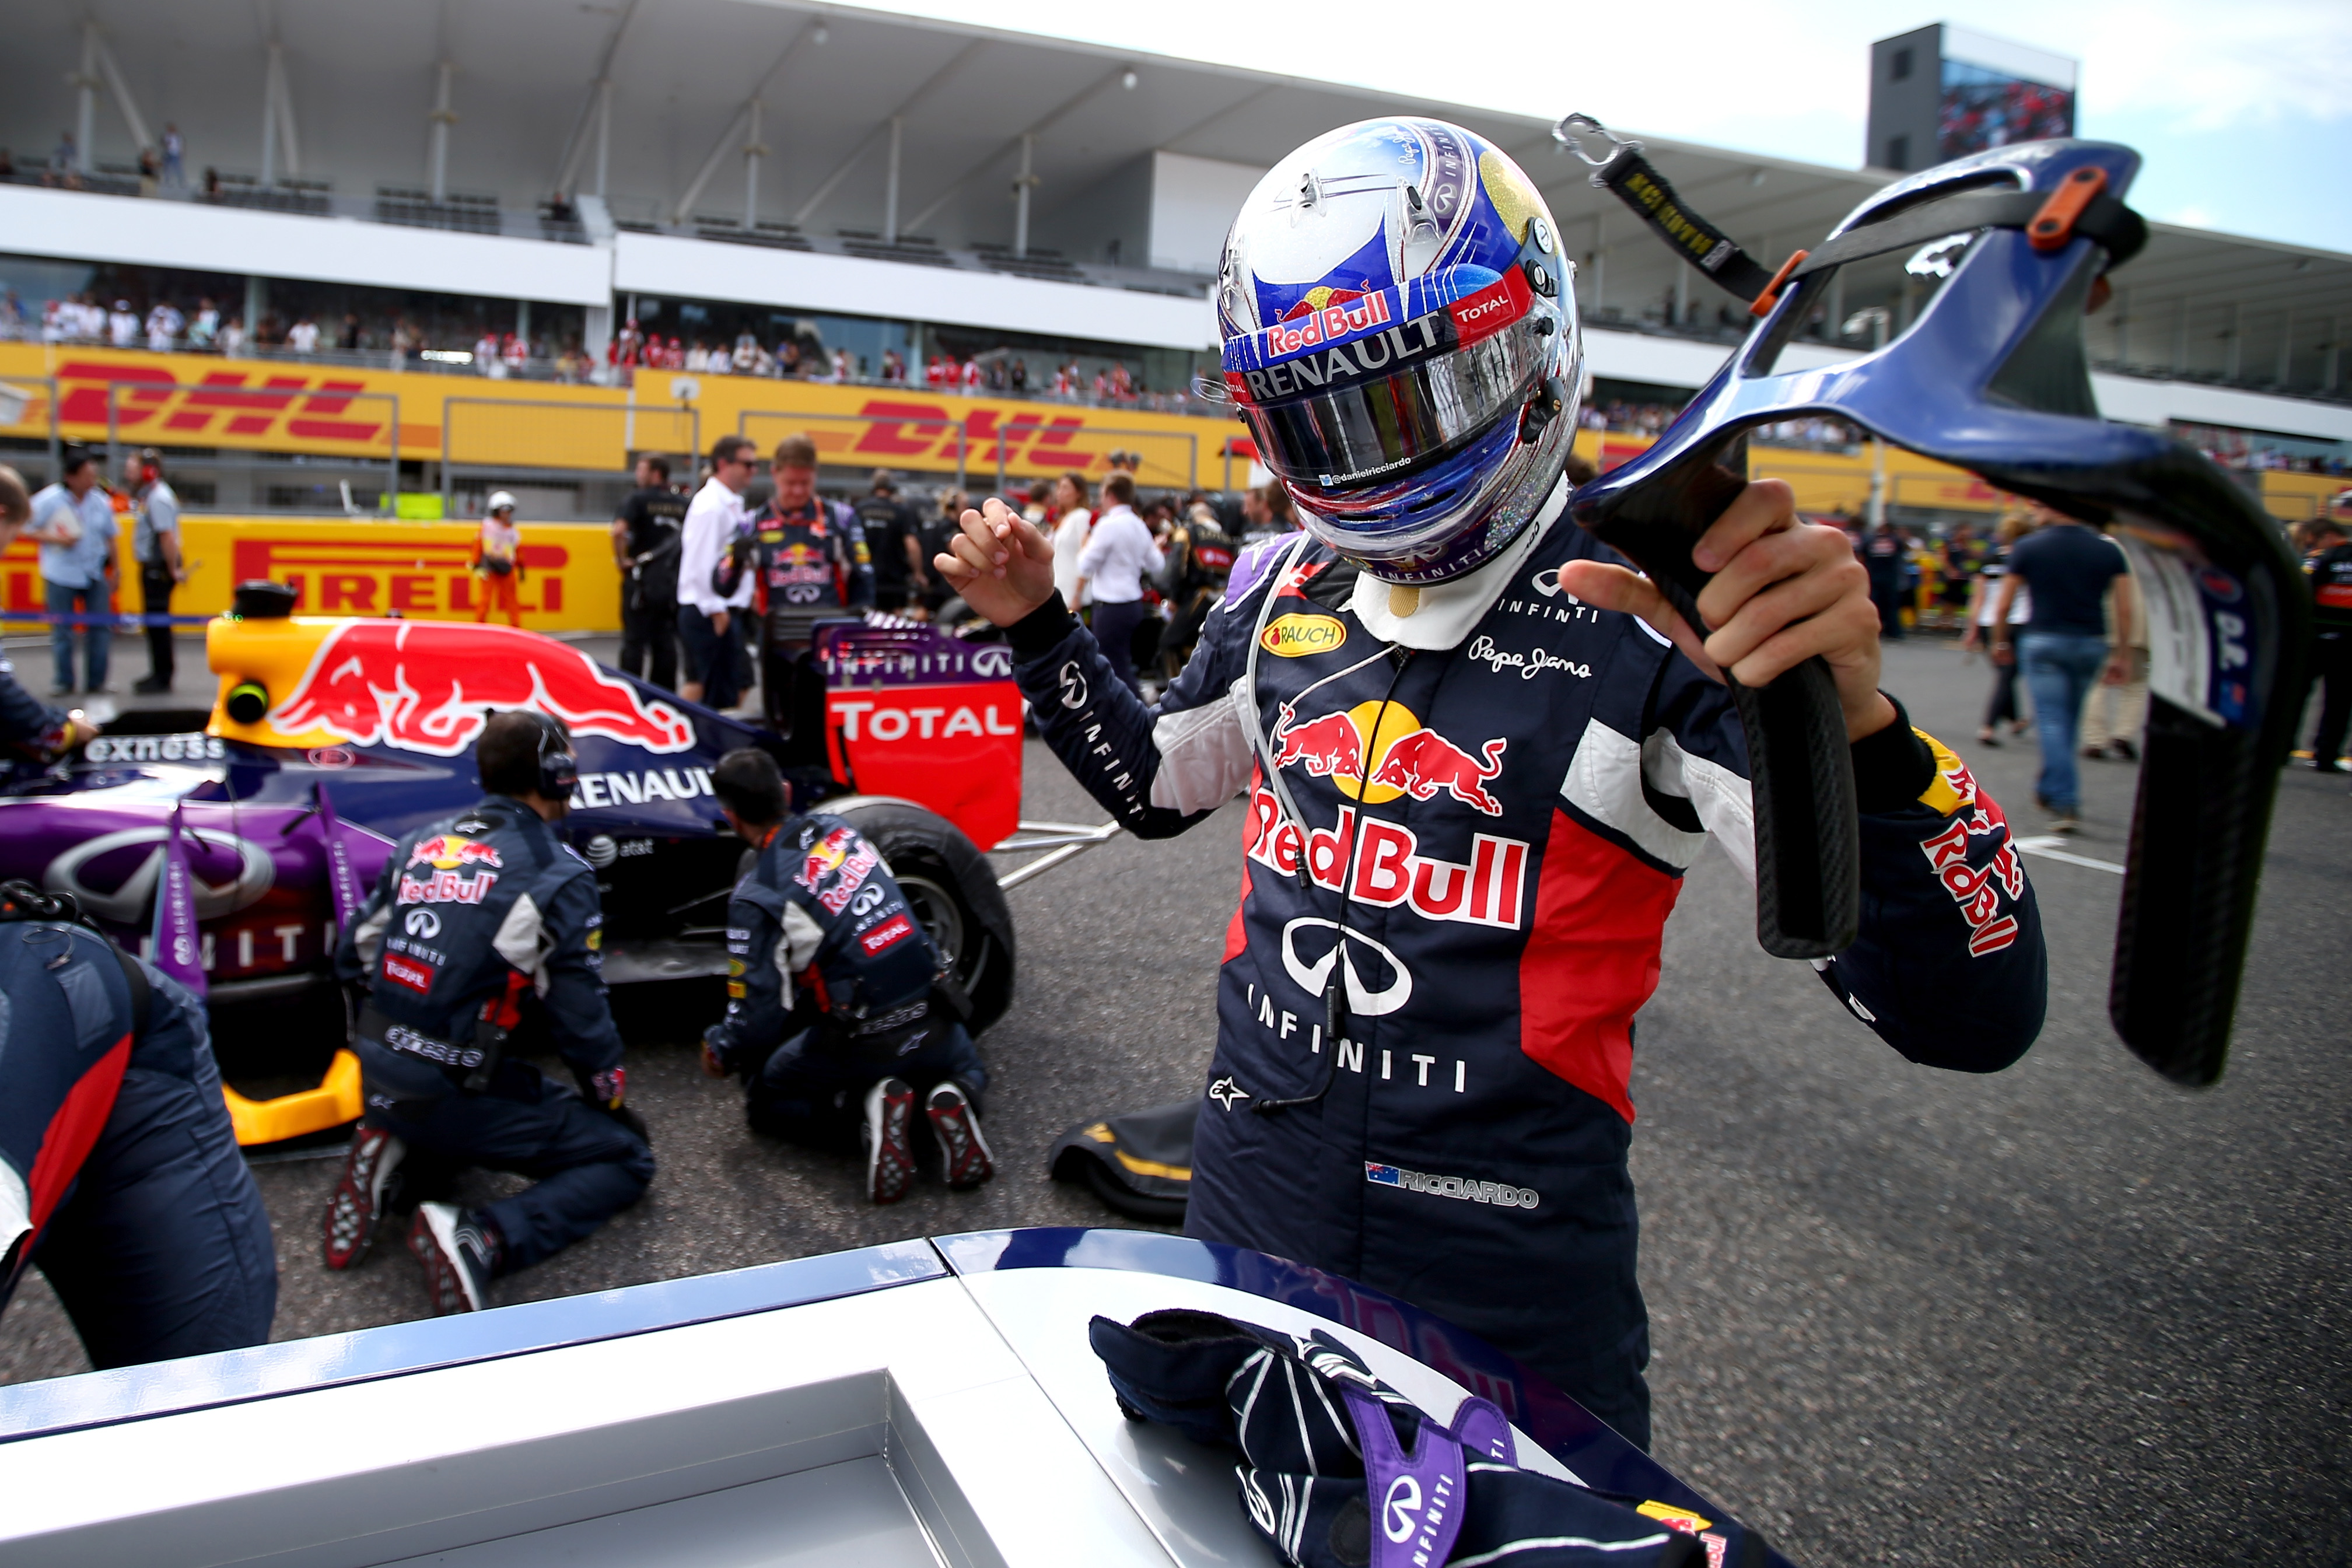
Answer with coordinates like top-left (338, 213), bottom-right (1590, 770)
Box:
top-left (1938, 59), bottom-right (2074, 159)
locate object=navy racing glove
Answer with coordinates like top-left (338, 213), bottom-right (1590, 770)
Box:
top-left (1091, 1309), bottom-right (1757, 1568)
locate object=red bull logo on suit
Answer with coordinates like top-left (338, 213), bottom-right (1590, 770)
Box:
top-left (1271, 701), bottom-right (1507, 816)
top-left (1244, 792), bottom-right (1528, 931)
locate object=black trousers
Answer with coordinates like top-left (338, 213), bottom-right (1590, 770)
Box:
top-left (677, 605), bottom-right (741, 710)
top-left (1091, 598), bottom-right (1148, 695)
top-left (1984, 655), bottom-right (2021, 729)
top-left (356, 1045), bottom-right (654, 1273)
top-left (1869, 577), bottom-right (1907, 639)
top-left (140, 564), bottom-right (175, 685)
top-left (2312, 632), bottom-right (2352, 767)
top-left (618, 591), bottom-right (678, 691)
top-left (760, 643), bottom-right (829, 765)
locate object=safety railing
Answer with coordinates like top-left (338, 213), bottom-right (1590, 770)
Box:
top-left (0, 376), bottom-right (62, 480)
top-left (734, 408), bottom-right (1205, 495)
top-left (107, 382), bottom-right (400, 512)
top-left (737, 408), bottom-right (970, 491)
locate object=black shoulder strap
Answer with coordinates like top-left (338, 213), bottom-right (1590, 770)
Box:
top-left (1559, 112), bottom-right (2147, 304)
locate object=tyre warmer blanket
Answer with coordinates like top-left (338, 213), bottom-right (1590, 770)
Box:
top-left (1091, 1308), bottom-right (1762, 1568)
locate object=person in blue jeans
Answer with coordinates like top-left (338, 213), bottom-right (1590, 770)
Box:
top-left (1992, 502), bottom-right (2132, 832)
top-left (27, 447), bottom-right (118, 696)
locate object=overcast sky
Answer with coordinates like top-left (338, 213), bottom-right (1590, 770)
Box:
top-left (847, 0), bottom-right (2351, 254)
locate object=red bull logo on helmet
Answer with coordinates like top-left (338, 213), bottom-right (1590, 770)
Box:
top-left (1272, 701), bottom-right (1507, 816)
top-left (265, 621), bottom-right (695, 758)
top-left (1260, 288), bottom-right (1396, 360)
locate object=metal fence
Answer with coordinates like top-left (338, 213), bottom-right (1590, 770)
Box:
top-left (109, 382), bottom-right (401, 511)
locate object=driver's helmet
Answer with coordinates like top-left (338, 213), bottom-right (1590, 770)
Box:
top-left (1216, 118), bottom-right (1581, 584)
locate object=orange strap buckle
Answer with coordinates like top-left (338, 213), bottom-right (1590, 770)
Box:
top-left (2029, 166), bottom-right (2106, 253)
top-left (1748, 250), bottom-right (1810, 318)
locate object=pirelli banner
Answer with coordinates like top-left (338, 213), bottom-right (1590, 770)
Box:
top-left (2, 517), bottom-right (622, 634)
top-left (0, 342), bottom-right (1245, 491)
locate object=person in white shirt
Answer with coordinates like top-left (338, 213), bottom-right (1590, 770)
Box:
top-left (1072, 473), bottom-right (1164, 695)
top-left (108, 301), bottom-right (139, 348)
top-left (145, 303), bottom-right (183, 353)
top-left (287, 317), bottom-right (320, 354)
top-left (1048, 473), bottom-right (1092, 611)
top-left (677, 435), bottom-right (760, 710)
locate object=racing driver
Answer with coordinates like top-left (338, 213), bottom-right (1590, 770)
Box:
top-left (935, 118), bottom-right (2048, 1448)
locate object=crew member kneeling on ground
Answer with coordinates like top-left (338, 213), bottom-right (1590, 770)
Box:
top-left (935, 118), bottom-right (2046, 1450)
top-left (698, 748), bottom-right (993, 1204)
top-left (0, 467), bottom-right (274, 1369)
top-left (326, 710), bottom-right (653, 1314)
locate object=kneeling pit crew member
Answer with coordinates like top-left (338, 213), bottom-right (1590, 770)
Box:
top-left (697, 748), bottom-right (992, 1205)
top-left (734, 436), bottom-right (872, 751)
top-left (326, 709), bottom-right (653, 1314)
top-left (935, 117), bottom-right (2047, 1450)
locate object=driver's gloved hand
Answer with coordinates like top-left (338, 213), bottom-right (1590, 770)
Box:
top-left (1091, 1310), bottom-right (1738, 1568)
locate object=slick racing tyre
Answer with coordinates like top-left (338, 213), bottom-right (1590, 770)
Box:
top-left (831, 797), bottom-right (1016, 1035)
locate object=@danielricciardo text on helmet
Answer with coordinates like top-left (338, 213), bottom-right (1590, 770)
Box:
top-left (1216, 118), bottom-right (1581, 586)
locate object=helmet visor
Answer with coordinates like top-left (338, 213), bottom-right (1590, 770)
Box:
top-left (1227, 271), bottom-right (1549, 492)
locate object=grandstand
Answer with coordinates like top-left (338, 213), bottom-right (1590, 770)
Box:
top-left (1, 0), bottom-right (2346, 554)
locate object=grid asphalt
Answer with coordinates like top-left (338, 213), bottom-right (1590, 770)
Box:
top-left (1, 635), bottom-right (2344, 1566)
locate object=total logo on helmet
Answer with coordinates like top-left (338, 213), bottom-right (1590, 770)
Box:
top-left (1271, 701), bottom-right (1506, 816)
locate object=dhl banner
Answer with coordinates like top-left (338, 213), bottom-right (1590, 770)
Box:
top-left (0, 342), bottom-right (1247, 491)
top-left (3, 517), bottom-right (621, 634)
top-left (1, 342), bottom-right (2326, 524)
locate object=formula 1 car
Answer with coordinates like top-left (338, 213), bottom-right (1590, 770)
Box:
top-left (0, 585), bottom-right (1054, 1145)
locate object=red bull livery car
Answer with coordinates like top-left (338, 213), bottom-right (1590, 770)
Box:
top-left (0, 589), bottom-right (1027, 1145)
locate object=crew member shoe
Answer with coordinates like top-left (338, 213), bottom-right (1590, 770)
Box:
top-left (926, 1082), bottom-right (996, 1190)
top-left (861, 1077), bottom-right (918, 1205)
top-left (409, 1202), bottom-right (496, 1314)
top-left (323, 1126), bottom-right (406, 1269)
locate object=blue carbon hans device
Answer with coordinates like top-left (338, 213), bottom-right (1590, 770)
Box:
top-left (1574, 136), bottom-right (2309, 1084)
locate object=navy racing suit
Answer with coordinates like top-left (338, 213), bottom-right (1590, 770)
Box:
top-left (1006, 505), bottom-right (2047, 1448)
top-left (0, 917), bottom-right (276, 1368)
top-left (0, 645), bottom-right (73, 771)
top-left (336, 794), bottom-right (652, 1270)
top-left (740, 496), bottom-right (873, 747)
top-left (704, 812), bottom-right (986, 1147)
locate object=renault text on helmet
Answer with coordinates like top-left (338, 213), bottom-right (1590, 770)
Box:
top-left (1216, 118), bottom-right (1583, 584)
